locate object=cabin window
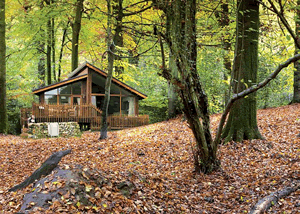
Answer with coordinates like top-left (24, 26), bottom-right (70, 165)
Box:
top-left (121, 96), bottom-right (135, 115)
top-left (59, 95), bottom-right (71, 104)
top-left (45, 88), bottom-right (58, 95)
top-left (108, 96), bottom-right (120, 115)
top-left (45, 95), bottom-right (58, 104)
top-left (59, 85), bottom-right (71, 94)
top-left (72, 82), bottom-right (81, 94)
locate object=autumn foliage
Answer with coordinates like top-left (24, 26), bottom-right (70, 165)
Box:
top-left (0, 104), bottom-right (300, 213)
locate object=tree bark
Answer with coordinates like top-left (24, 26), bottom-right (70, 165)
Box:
top-left (46, 18), bottom-right (52, 85)
top-left (51, 16), bottom-right (56, 82)
top-left (222, 0), bottom-right (263, 142)
top-left (100, 0), bottom-right (113, 140)
top-left (113, 0), bottom-right (124, 77)
top-left (9, 150), bottom-right (71, 192)
top-left (38, 41), bottom-right (46, 87)
top-left (215, 2), bottom-right (232, 107)
top-left (0, 0), bottom-right (7, 134)
top-left (58, 23), bottom-right (68, 82)
top-left (155, 0), bottom-right (219, 173)
top-left (293, 0), bottom-right (300, 103)
top-left (71, 0), bottom-right (84, 71)
top-left (168, 52), bottom-right (179, 119)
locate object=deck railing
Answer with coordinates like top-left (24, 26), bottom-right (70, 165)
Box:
top-left (20, 103), bottom-right (149, 130)
top-left (107, 115), bottom-right (149, 130)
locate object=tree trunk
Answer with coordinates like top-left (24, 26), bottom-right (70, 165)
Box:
top-left (156, 0), bottom-right (219, 173)
top-left (0, 0), bottom-right (7, 134)
top-left (58, 23), bottom-right (68, 82)
top-left (38, 41), bottom-right (45, 87)
top-left (99, 0), bottom-right (114, 140)
top-left (222, 0), bottom-right (263, 142)
top-left (46, 18), bottom-right (52, 85)
top-left (112, 0), bottom-right (124, 77)
top-left (100, 0), bottom-right (125, 139)
top-left (216, 2), bottom-right (232, 106)
top-left (168, 52), bottom-right (179, 119)
top-left (71, 0), bottom-right (84, 71)
top-left (51, 17), bottom-right (56, 82)
top-left (293, 0), bottom-right (300, 103)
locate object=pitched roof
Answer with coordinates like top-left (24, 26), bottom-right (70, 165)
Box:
top-left (33, 62), bottom-right (147, 99)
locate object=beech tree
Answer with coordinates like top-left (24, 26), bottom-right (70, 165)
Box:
top-left (71, 0), bottom-right (84, 71)
top-left (221, 0), bottom-right (263, 142)
top-left (153, 0), bottom-right (300, 173)
top-left (0, 0), bottom-right (7, 134)
top-left (293, 0), bottom-right (300, 103)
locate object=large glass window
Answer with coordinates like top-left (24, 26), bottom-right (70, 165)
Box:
top-left (108, 96), bottom-right (120, 115)
top-left (45, 95), bottom-right (58, 104)
top-left (45, 88), bottom-right (58, 95)
top-left (72, 82), bottom-right (81, 94)
top-left (59, 95), bottom-right (71, 104)
top-left (59, 85), bottom-right (71, 94)
top-left (44, 82), bottom-right (82, 105)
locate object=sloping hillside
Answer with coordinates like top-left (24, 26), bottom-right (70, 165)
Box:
top-left (0, 104), bottom-right (300, 213)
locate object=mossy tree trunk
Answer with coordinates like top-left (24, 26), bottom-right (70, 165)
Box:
top-left (0, 0), bottom-right (7, 134)
top-left (221, 0), bottom-right (263, 142)
top-left (293, 0), bottom-right (300, 103)
top-left (71, 0), bottom-right (84, 71)
top-left (155, 0), bottom-right (219, 173)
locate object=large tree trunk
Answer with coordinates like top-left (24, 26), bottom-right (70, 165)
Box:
top-left (156, 0), bottom-right (219, 173)
top-left (0, 0), bottom-right (7, 134)
top-left (222, 0), bottom-right (263, 142)
top-left (71, 0), bottom-right (84, 71)
top-left (293, 0), bottom-right (300, 103)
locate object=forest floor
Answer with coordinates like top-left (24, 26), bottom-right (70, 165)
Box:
top-left (0, 104), bottom-right (300, 213)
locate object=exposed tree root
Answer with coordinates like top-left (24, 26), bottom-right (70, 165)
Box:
top-left (249, 182), bottom-right (300, 214)
top-left (8, 149), bottom-right (71, 192)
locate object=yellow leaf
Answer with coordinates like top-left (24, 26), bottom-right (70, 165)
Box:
top-left (85, 184), bottom-right (93, 192)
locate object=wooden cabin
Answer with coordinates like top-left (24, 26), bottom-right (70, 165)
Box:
top-left (21, 62), bottom-right (149, 130)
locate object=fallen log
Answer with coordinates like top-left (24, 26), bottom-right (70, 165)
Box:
top-left (249, 183), bottom-right (300, 214)
top-left (8, 149), bottom-right (71, 192)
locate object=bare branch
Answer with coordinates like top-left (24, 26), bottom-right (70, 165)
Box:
top-left (267, 0), bottom-right (300, 49)
top-left (123, 5), bottom-right (152, 17)
top-left (213, 54), bottom-right (300, 147)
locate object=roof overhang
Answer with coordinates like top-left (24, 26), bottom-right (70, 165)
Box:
top-left (32, 74), bottom-right (87, 94)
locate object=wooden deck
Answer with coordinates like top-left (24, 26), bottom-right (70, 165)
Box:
top-left (21, 103), bottom-right (149, 130)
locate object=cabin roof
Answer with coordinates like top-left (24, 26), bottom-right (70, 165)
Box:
top-left (32, 62), bottom-right (147, 99)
